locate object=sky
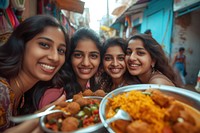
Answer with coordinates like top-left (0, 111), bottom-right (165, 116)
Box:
top-left (82, 0), bottom-right (116, 32)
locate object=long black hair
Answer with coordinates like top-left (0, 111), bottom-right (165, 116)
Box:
top-left (0, 15), bottom-right (70, 113)
top-left (97, 37), bottom-right (128, 92)
top-left (64, 27), bottom-right (102, 99)
top-left (127, 34), bottom-right (180, 87)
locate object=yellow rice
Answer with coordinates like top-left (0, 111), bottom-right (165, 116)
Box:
top-left (107, 90), bottom-right (169, 133)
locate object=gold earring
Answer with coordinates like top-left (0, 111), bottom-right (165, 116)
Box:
top-left (151, 65), bottom-right (155, 74)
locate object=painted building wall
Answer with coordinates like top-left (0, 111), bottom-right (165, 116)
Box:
top-left (171, 9), bottom-right (200, 84)
top-left (141, 0), bottom-right (173, 56)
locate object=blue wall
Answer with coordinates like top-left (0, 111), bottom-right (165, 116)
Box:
top-left (141, 0), bottom-right (173, 56)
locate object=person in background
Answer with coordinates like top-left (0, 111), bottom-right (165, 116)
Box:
top-left (172, 47), bottom-right (187, 86)
top-left (97, 37), bottom-right (128, 93)
top-left (125, 34), bottom-right (181, 87)
top-left (0, 15), bottom-right (70, 132)
top-left (144, 29), bottom-right (152, 36)
top-left (39, 27), bottom-right (102, 108)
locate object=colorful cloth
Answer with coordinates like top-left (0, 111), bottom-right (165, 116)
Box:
top-left (0, 77), bottom-right (15, 131)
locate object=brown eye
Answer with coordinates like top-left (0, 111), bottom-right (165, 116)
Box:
top-left (126, 50), bottom-right (132, 55)
top-left (104, 56), bottom-right (112, 61)
top-left (39, 42), bottom-right (49, 49)
top-left (90, 54), bottom-right (98, 59)
top-left (58, 48), bottom-right (66, 55)
top-left (118, 56), bottom-right (125, 61)
top-left (73, 53), bottom-right (82, 58)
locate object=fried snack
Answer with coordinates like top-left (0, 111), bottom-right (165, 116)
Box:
top-left (94, 89), bottom-right (106, 97)
top-left (106, 89), bottom-right (200, 133)
top-left (61, 117), bottom-right (79, 132)
top-left (66, 102), bottom-right (80, 115)
top-left (73, 92), bottom-right (83, 101)
top-left (75, 97), bottom-right (89, 107)
top-left (83, 89), bottom-right (94, 96)
top-left (44, 96), bottom-right (102, 132)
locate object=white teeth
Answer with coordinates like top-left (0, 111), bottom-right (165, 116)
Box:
top-left (110, 68), bottom-right (120, 73)
top-left (80, 68), bottom-right (91, 73)
top-left (40, 64), bottom-right (55, 70)
top-left (130, 64), bottom-right (139, 67)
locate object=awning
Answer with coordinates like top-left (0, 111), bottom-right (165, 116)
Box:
top-left (55, 0), bottom-right (85, 14)
top-left (110, 0), bottom-right (149, 27)
top-left (174, 0), bottom-right (200, 17)
top-left (110, 23), bottom-right (121, 31)
top-left (100, 25), bottom-right (113, 32)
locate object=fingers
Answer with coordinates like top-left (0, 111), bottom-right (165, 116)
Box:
top-left (4, 119), bottom-right (39, 133)
top-left (53, 94), bottom-right (66, 104)
top-left (31, 125), bottom-right (44, 133)
top-left (37, 94), bottom-right (66, 112)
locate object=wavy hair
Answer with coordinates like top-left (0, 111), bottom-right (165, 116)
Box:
top-left (0, 15), bottom-right (70, 112)
top-left (127, 34), bottom-right (180, 87)
top-left (97, 37), bottom-right (128, 92)
top-left (64, 27), bottom-right (102, 99)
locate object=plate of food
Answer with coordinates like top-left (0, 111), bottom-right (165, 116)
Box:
top-left (40, 89), bottom-right (108, 133)
top-left (99, 84), bottom-right (200, 133)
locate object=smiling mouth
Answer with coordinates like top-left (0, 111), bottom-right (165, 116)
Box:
top-left (40, 63), bottom-right (56, 73)
top-left (109, 68), bottom-right (121, 73)
top-left (79, 68), bottom-right (92, 74)
top-left (128, 64), bottom-right (140, 70)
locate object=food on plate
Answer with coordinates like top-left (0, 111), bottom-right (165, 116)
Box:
top-left (105, 89), bottom-right (200, 133)
top-left (44, 91), bottom-right (104, 132)
top-left (94, 89), bottom-right (106, 97)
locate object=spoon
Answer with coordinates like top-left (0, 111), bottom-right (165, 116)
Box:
top-left (104, 109), bottom-right (132, 127)
top-left (9, 110), bottom-right (70, 123)
top-left (71, 109), bottom-right (132, 133)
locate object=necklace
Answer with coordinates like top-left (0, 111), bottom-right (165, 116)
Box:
top-left (14, 78), bottom-right (25, 108)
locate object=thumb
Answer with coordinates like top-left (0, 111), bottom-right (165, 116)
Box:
top-left (53, 94), bottom-right (66, 104)
top-left (38, 95), bottom-right (66, 112)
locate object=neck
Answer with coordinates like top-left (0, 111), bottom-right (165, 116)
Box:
top-left (10, 74), bottom-right (38, 99)
top-left (138, 70), bottom-right (152, 84)
top-left (77, 78), bottom-right (88, 91)
top-left (112, 77), bottom-right (124, 89)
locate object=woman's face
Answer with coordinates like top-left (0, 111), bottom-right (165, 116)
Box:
top-left (23, 26), bottom-right (66, 82)
top-left (125, 39), bottom-right (155, 78)
top-left (103, 45), bottom-right (126, 80)
top-left (71, 39), bottom-right (100, 82)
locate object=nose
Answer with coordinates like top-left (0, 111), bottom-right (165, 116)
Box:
top-left (111, 58), bottom-right (119, 66)
top-left (48, 49), bottom-right (59, 62)
top-left (81, 56), bottom-right (90, 66)
top-left (129, 52), bottom-right (137, 61)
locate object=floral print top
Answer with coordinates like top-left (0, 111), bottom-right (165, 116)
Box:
top-left (0, 77), bottom-right (15, 131)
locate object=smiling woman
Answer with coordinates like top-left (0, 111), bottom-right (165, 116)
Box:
top-left (0, 15), bottom-right (70, 132)
top-left (97, 37), bottom-right (131, 93)
top-left (38, 27), bottom-right (103, 109)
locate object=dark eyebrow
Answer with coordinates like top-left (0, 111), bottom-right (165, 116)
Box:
top-left (90, 51), bottom-right (100, 55)
top-left (73, 50), bottom-right (83, 53)
top-left (118, 54), bottom-right (125, 56)
top-left (105, 54), bottom-right (125, 56)
top-left (37, 37), bottom-right (66, 47)
top-left (73, 50), bottom-right (100, 55)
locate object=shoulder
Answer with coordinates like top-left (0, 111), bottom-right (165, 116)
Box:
top-left (38, 87), bottom-right (65, 109)
top-left (149, 73), bottom-right (175, 86)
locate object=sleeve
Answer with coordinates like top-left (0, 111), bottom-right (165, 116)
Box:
top-left (38, 88), bottom-right (65, 109)
top-left (0, 82), bottom-right (12, 131)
